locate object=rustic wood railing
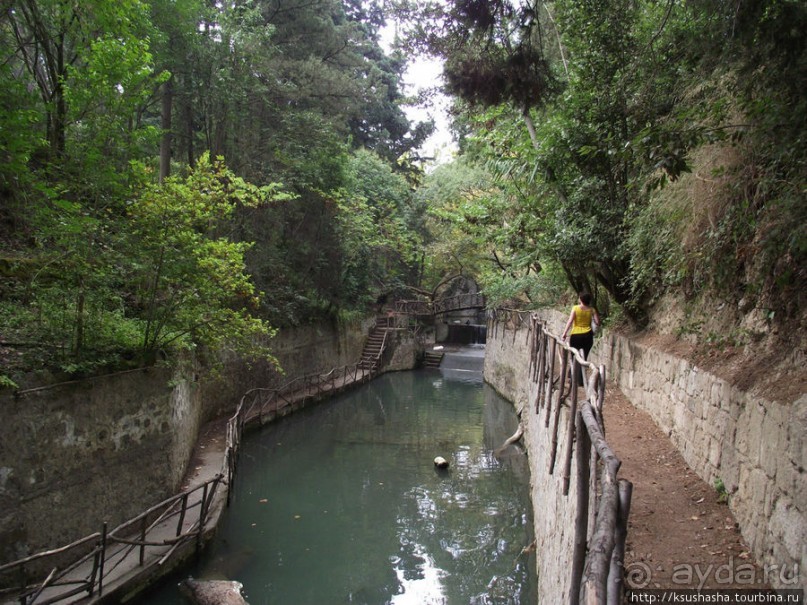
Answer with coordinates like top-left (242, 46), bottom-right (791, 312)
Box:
top-left (224, 323), bottom-right (390, 504)
top-left (0, 476), bottom-right (222, 604)
top-left (0, 321), bottom-right (392, 604)
top-left (489, 309), bottom-right (632, 605)
top-left (394, 292), bottom-right (485, 316)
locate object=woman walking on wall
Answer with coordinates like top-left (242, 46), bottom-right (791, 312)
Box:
top-left (561, 292), bottom-right (600, 360)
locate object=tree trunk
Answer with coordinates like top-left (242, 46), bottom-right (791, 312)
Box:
top-left (159, 77), bottom-right (173, 182)
top-left (73, 283), bottom-right (85, 357)
top-left (184, 82), bottom-right (195, 168)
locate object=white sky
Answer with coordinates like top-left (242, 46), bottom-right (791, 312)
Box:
top-left (380, 26), bottom-right (457, 164)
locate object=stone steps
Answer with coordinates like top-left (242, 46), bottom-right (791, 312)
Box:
top-left (423, 351), bottom-right (444, 368)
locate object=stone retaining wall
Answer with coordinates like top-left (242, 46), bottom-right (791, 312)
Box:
top-left (201, 318), bottom-right (374, 419)
top-left (484, 311), bottom-right (580, 603)
top-left (593, 331), bottom-right (806, 590)
top-left (0, 319), bottom-right (370, 565)
top-left (485, 308), bottom-right (806, 597)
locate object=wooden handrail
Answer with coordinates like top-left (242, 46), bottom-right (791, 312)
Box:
top-left (0, 474), bottom-right (223, 603)
top-left (491, 312), bottom-right (631, 605)
top-left (0, 534), bottom-right (101, 573)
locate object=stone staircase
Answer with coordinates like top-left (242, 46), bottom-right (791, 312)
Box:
top-left (358, 325), bottom-right (388, 371)
top-left (423, 351), bottom-right (444, 369)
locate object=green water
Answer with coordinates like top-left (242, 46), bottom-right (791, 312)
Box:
top-left (140, 369), bottom-right (536, 604)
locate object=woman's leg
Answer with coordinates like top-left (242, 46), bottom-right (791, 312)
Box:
top-left (568, 332), bottom-right (593, 385)
top-left (569, 332), bottom-right (593, 359)
top-left (580, 332), bottom-right (594, 360)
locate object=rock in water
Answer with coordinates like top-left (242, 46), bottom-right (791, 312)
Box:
top-left (179, 578), bottom-right (249, 605)
top-left (433, 456), bottom-right (449, 469)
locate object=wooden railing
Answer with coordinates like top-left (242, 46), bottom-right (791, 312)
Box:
top-left (0, 476), bottom-right (222, 604)
top-left (394, 292), bottom-right (485, 316)
top-left (0, 321), bottom-right (392, 604)
top-left (489, 309), bottom-right (632, 605)
top-left (224, 323), bottom-right (391, 502)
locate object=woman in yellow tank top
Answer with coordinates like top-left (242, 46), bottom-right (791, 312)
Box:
top-left (561, 292), bottom-right (600, 360)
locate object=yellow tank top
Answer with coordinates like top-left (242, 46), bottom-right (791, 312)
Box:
top-left (570, 305), bottom-right (593, 335)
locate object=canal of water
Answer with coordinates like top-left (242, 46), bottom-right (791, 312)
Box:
top-left (139, 358), bottom-right (536, 604)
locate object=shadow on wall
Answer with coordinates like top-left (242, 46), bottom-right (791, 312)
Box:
top-left (442, 323), bottom-right (487, 345)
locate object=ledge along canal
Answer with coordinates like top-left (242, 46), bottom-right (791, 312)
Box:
top-left (140, 346), bottom-right (537, 604)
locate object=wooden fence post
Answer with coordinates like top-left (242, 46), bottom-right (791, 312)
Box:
top-left (549, 348), bottom-right (568, 473)
top-left (607, 480), bottom-right (633, 605)
top-left (138, 516), bottom-right (147, 565)
top-left (562, 359), bottom-right (579, 495)
top-left (528, 316), bottom-right (536, 378)
top-left (544, 339), bottom-right (557, 424)
top-left (97, 522), bottom-right (107, 597)
top-left (535, 330), bottom-right (546, 409)
top-left (177, 493), bottom-right (189, 535)
top-left (571, 409), bottom-right (591, 605)
top-left (579, 403), bottom-right (622, 604)
top-left (197, 483), bottom-right (209, 553)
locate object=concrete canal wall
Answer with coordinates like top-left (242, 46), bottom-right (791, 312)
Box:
top-left (0, 319), bottom-right (371, 564)
top-left (484, 310), bottom-right (578, 603)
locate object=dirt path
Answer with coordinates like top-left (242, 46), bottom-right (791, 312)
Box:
top-left (604, 385), bottom-right (768, 590)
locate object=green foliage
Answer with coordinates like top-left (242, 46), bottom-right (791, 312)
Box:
top-left (414, 157), bottom-right (501, 290)
top-left (1, 0), bottom-right (433, 384)
top-left (714, 478), bottom-right (729, 504)
top-left (329, 149), bottom-right (423, 307)
top-left (0, 65), bottom-right (42, 192)
top-left (400, 0), bottom-right (806, 326)
top-left (0, 374), bottom-right (19, 390)
top-left (128, 153), bottom-right (283, 359)
top-left (480, 264), bottom-right (569, 309)
top-left (625, 196), bottom-right (688, 307)
top-left (0, 152), bottom-right (292, 380)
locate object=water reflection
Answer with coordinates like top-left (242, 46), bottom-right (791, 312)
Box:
top-left (138, 368), bottom-right (535, 605)
top-left (390, 543), bottom-right (445, 604)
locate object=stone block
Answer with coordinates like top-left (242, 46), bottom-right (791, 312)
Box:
top-left (768, 497), bottom-right (807, 587)
top-left (774, 455), bottom-right (799, 501)
top-left (788, 395), bottom-right (807, 472)
top-left (705, 409), bottom-right (731, 441)
top-left (722, 388), bottom-right (744, 421)
top-left (673, 401), bottom-right (687, 432)
top-left (688, 395), bottom-right (706, 420)
top-left (685, 367), bottom-right (701, 398)
top-left (691, 424), bottom-right (708, 460)
top-left (735, 399), bottom-right (764, 462)
top-left (708, 436), bottom-right (722, 469)
top-left (734, 465), bottom-right (771, 552)
top-left (759, 403), bottom-right (786, 480)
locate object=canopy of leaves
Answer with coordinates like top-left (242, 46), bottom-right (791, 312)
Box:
top-left (0, 0), bottom-right (431, 385)
top-left (400, 0), bottom-right (806, 326)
